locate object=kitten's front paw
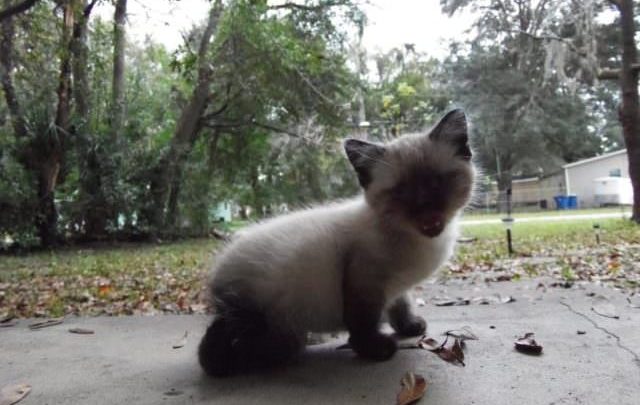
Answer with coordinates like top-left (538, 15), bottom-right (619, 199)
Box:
top-left (349, 333), bottom-right (397, 361)
top-left (393, 315), bottom-right (427, 337)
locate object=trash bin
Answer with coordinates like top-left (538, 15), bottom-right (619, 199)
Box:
top-left (567, 195), bottom-right (578, 209)
top-left (554, 195), bottom-right (568, 210)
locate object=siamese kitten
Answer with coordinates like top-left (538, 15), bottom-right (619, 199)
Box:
top-left (199, 109), bottom-right (474, 377)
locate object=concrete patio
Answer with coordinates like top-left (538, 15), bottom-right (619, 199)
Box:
top-left (2, 280), bottom-right (639, 404)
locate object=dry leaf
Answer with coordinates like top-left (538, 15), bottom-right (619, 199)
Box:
top-left (0, 383), bottom-right (31, 405)
top-left (627, 296), bottom-right (640, 309)
top-left (417, 336), bottom-right (466, 366)
top-left (69, 328), bottom-right (94, 335)
top-left (444, 326), bottom-right (478, 341)
top-left (28, 317), bottom-right (64, 330)
top-left (591, 295), bottom-right (619, 319)
top-left (433, 297), bottom-right (470, 306)
top-left (396, 372), bottom-right (427, 405)
top-left (514, 332), bottom-right (543, 355)
top-left (172, 331), bottom-right (188, 349)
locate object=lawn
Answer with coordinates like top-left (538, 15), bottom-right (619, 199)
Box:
top-left (0, 239), bottom-right (218, 318)
top-left (1, 218), bottom-right (638, 319)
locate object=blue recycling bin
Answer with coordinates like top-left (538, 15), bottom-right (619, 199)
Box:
top-left (554, 195), bottom-right (578, 210)
top-left (554, 195), bottom-right (568, 210)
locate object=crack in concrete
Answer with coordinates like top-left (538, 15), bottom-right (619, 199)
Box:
top-left (559, 300), bottom-right (640, 370)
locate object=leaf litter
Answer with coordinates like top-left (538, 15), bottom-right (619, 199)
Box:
top-left (396, 372), bottom-right (427, 405)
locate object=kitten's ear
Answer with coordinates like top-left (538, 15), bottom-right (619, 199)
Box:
top-left (429, 109), bottom-right (472, 160)
top-left (344, 139), bottom-right (385, 188)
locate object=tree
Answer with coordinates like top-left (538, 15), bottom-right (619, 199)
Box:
top-left (602, 0), bottom-right (640, 222)
top-left (441, 0), bottom-right (609, 211)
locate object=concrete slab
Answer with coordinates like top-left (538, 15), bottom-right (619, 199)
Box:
top-left (2, 280), bottom-right (639, 405)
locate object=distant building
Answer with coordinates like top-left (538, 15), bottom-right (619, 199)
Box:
top-left (210, 201), bottom-right (233, 223)
top-left (563, 149), bottom-right (631, 208)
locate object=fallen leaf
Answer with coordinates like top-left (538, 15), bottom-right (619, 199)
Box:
top-left (514, 332), bottom-right (543, 355)
top-left (97, 284), bottom-right (112, 297)
top-left (417, 336), bottom-right (466, 366)
top-left (444, 326), bottom-right (478, 341)
top-left (0, 314), bottom-right (15, 324)
top-left (627, 296), bottom-right (640, 309)
top-left (396, 372), bottom-right (427, 405)
top-left (68, 328), bottom-right (94, 335)
top-left (0, 383), bottom-right (31, 405)
top-left (163, 388), bottom-right (184, 397)
top-left (0, 315), bottom-right (17, 328)
top-left (577, 330), bottom-right (586, 335)
top-left (432, 297), bottom-right (469, 306)
top-left (499, 295), bottom-right (516, 304)
top-left (28, 317), bottom-right (64, 330)
top-left (172, 331), bottom-right (188, 349)
top-left (591, 295), bottom-right (619, 319)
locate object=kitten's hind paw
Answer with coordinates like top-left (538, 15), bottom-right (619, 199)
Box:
top-left (349, 333), bottom-right (397, 361)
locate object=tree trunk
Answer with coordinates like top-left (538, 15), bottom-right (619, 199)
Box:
top-left (146, 0), bottom-right (223, 231)
top-left (111, 0), bottom-right (126, 142)
top-left (71, 0), bottom-right (108, 238)
top-left (0, 3), bottom-right (27, 139)
top-left (615, 0), bottom-right (640, 223)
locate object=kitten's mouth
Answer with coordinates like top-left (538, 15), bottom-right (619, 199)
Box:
top-left (418, 218), bottom-right (445, 238)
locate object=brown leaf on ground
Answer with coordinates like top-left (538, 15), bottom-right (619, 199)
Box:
top-left (514, 332), bottom-right (543, 355)
top-left (591, 295), bottom-right (619, 319)
top-left (68, 328), bottom-right (94, 335)
top-left (417, 336), bottom-right (466, 366)
top-left (28, 317), bottom-right (64, 330)
top-left (432, 297), bottom-right (470, 306)
top-left (0, 383), bottom-right (31, 405)
top-left (172, 331), bottom-right (188, 349)
top-left (396, 372), bottom-right (427, 405)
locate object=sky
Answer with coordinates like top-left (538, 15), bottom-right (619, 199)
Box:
top-left (95, 0), bottom-right (475, 59)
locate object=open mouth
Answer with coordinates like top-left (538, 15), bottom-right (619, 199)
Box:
top-left (419, 218), bottom-right (445, 237)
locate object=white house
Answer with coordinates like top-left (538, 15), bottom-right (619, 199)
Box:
top-left (563, 149), bottom-right (632, 208)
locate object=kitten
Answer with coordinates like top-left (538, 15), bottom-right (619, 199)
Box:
top-left (198, 109), bottom-right (475, 377)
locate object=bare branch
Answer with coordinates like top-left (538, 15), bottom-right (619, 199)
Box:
top-left (268, 0), bottom-right (349, 12)
top-left (514, 30), bottom-right (586, 57)
top-left (598, 68), bottom-right (620, 81)
top-left (0, 0), bottom-right (38, 21)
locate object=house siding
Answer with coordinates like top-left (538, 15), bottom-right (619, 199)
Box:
top-left (565, 152), bottom-right (629, 208)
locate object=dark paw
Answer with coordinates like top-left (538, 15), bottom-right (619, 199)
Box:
top-left (349, 332), bottom-right (397, 361)
top-left (393, 315), bottom-right (427, 337)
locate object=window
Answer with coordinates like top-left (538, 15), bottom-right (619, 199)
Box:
top-left (609, 168), bottom-right (621, 177)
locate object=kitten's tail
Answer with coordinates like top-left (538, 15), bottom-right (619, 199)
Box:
top-left (198, 297), bottom-right (301, 377)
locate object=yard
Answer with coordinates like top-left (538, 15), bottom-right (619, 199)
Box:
top-left (1, 215), bottom-right (638, 319)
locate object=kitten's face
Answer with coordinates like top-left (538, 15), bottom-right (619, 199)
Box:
top-left (345, 109), bottom-right (474, 238)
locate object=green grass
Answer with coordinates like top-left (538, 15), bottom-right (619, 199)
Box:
top-left (462, 206), bottom-right (631, 221)
top-left (0, 239), bottom-right (218, 317)
top-left (1, 217), bottom-right (638, 318)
